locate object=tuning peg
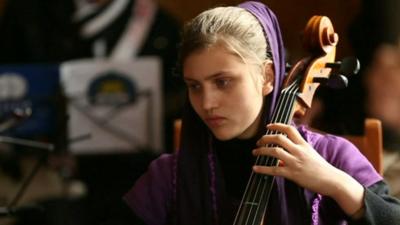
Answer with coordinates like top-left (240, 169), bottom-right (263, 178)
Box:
top-left (326, 57), bottom-right (360, 76)
top-left (313, 73), bottom-right (348, 89)
top-left (339, 57), bottom-right (360, 76)
top-left (326, 74), bottom-right (348, 89)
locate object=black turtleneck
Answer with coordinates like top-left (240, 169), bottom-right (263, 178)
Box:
top-left (214, 137), bottom-right (259, 200)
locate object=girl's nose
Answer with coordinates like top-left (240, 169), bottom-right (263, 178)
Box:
top-left (202, 89), bottom-right (218, 111)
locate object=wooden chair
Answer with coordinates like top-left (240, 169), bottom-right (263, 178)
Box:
top-left (343, 118), bottom-right (383, 175)
top-left (173, 118), bottom-right (383, 175)
top-left (173, 119), bottom-right (182, 152)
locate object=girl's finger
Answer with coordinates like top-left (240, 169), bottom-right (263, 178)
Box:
top-left (252, 146), bottom-right (295, 164)
top-left (266, 123), bottom-right (306, 145)
top-left (256, 133), bottom-right (298, 155)
top-left (253, 165), bottom-right (287, 177)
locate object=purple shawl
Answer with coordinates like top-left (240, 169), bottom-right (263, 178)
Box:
top-left (124, 127), bottom-right (383, 225)
top-left (238, 1), bottom-right (286, 121)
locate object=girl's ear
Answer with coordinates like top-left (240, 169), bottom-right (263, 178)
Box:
top-left (262, 62), bottom-right (275, 96)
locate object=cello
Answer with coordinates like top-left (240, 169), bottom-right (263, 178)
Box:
top-left (233, 15), bottom-right (359, 225)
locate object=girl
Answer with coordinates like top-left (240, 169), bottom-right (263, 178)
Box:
top-left (124, 1), bottom-right (400, 224)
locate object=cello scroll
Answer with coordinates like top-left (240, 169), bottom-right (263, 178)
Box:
top-left (284, 15), bottom-right (359, 118)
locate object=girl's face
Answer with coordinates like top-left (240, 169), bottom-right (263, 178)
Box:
top-left (183, 44), bottom-right (274, 140)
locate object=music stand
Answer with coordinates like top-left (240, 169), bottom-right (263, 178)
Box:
top-left (61, 57), bottom-right (163, 154)
top-left (0, 136), bottom-right (54, 217)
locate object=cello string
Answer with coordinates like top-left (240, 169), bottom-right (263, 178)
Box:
top-left (243, 82), bottom-right (297, 224)
top-left (241, 80), bottom-right (299, 225)
top-left (248, 82), bottom-right (299, 225)
top-left (234, 84), bottom-right (289, 224)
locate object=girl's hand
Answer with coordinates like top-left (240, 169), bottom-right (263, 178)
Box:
top-left (252, 123), bottom-right (337, 195)
top-left (252, 123), bottom-right (365, 218)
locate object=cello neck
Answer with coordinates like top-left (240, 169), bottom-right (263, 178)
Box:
top-left (233, 79), bottom-right (300, 225)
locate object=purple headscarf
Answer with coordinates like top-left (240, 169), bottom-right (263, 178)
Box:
top-left (239, 1), bottom-right (286, 120)
top-left (175, 2), bottom-right (286, 225)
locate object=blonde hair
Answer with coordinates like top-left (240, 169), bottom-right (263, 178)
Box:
top-left (179, 6), bottom-right (272, 72)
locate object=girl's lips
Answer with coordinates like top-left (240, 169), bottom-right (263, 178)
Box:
top-left (205, 116), bottom-right (226, 127)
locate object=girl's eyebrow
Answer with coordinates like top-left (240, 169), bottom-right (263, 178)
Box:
top-left (184, 71), bottom-right (232, 82)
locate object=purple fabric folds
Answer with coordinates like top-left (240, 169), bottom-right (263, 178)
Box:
top-left (238, 1), bottom-right (286, 121)
top-left (124, 126), bottom-right (383, 225)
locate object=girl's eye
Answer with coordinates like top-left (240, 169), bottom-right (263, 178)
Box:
top-left (186, 82), bottom-right (201, 91)
top-left (215, 78), bottom-right (231, 88)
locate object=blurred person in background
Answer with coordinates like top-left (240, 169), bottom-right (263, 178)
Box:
top-left (0, 0), bottom-right (184, 152)
top-left (301, 0), bottom-right (400, 199)
top-left (0, 0), bottom-right (183, 224)
top-left (364, 44), bottom-right (400, 198)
